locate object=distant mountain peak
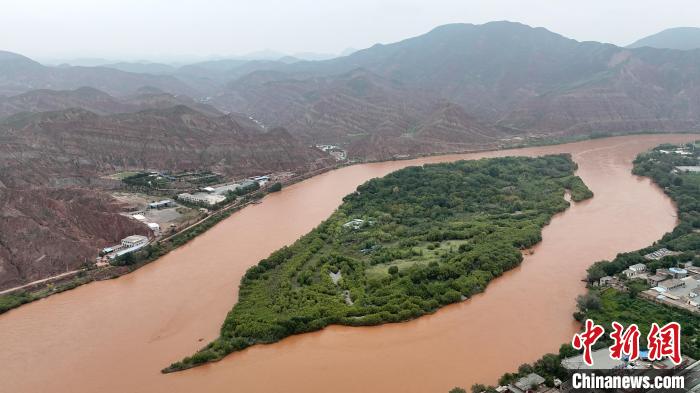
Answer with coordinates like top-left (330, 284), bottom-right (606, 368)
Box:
top-left (0, 50), bottom-right (38, 63)
top-left (628, 27), bottom-right (700, 50)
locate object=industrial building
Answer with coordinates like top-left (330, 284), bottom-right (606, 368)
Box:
top-left (103, 235), bottom-right (150, 260)
top-left (177, 192), bottom-right (226, 206)
top-left (121, 235), bottom-right (149, 249)
top-left (148, 199), bottom-right (174, 209)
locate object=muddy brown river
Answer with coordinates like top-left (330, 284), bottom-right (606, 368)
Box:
top-left (1, 135), bottom-right (697, 393)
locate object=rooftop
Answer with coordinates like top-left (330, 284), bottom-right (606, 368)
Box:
top-left (661, 277), bottom-right (699, 298)
top-left (122, 235), bottom-right (148, 244)
top-left (674, 166), bottom-right (700, 172)
top-left (659, 278), bottom-right (684, 289)
top-left (669, 267), bottom-right (688, 275)
top-left (644, 248), bottom-right (680, 260)
top-left (562, 348), bottom-right (626, 370)
top-left (513, 373), bottom-right (545, 392)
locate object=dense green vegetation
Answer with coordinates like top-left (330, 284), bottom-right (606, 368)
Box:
top-left (0, 274), bottom-right (92, 314)
top-left (479, 142), bottom-right (700, 390)
top-left (122, 170), bottom-right (223, 189)
top-left (122, 172), bottom-right (169, 188)
top-left (586, 289), bottom-right (700, 358)
top-left (165, 154), bottom-right (592, 372)
top-left (0, 292), bottom-right (32, 313)
top-left (269, 182), bottom-right (283, 192)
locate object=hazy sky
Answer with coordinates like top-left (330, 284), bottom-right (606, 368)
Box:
top-left (2, 0), bottom-right (699, 63)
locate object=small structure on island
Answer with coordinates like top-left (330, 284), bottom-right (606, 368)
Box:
top-left (644, 248), bottom-right (680, 260)
top-left (598, 276), bottom-right (614, 287)
top-left (342, 218), bottom-right (365, 230)
top-left (623, 263), bottom-right (647, 279)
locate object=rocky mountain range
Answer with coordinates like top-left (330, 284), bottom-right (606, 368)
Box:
top-left (212, 22), bottom-right (700, 155)
top-left (0, 105), bottom-right (331, 290)
top-left (0, 51), bottom-right (196, 97)
top-left (0, 86), bottom-right (224, 118)
top-left (0, 188), bottom-right (149, 290)
top-left (2, 20), bottom-right (700, 290)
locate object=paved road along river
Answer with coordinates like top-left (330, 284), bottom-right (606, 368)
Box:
top-left (0, 134), bottom-right (697, 393)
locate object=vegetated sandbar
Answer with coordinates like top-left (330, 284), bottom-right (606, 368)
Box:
top-left (165, 154), bottom-right (593, 372)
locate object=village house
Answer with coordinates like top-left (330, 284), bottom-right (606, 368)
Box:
top-left (561, 348), bottom-right (626, 370)
top-left (623, 263), bottom-right (647, 278)
top-left (669, 267), bottom-right (688, 279)
top-left (647, 273), bottom-right (669, 287)
top-left (645, 276), bottom-right (700, 314)
top-left (508, 373), bottom-right (546, 393)
top-left (659, 278), bottom-right (685, 291)
top-left (688, 288), bottom-right (700, 308)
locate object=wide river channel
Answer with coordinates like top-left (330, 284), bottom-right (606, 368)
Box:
top-left (1, 134), bottom-right (698, 393)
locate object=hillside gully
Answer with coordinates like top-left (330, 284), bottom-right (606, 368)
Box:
top-left (0, 134), bottom-right (696, 393)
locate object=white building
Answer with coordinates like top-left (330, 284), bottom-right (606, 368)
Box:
top-left (147, 223), bottom-right (160, 233)
top-left (121, 235), bottom-right (148, 248)
top-left (105, 234), bottom-right (150, 260)
top-left (624, 263), bottom-right (647, 278)
top-left (178, 192), bottom-right (226, 206)
top-left (674, 166), bottom-right (700, 173)
top-left (343, 219), bottom-right (365, 230)
top-left (212, 183), bottom-right (241, 195)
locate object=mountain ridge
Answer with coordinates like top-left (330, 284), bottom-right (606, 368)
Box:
top-left (211, 21), bottom-right (700, 153)
top-left (628, 27), bottom-right (700, 50)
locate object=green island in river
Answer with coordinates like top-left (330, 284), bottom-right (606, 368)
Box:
top-left (165, 154), bottom-right (593, 372)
